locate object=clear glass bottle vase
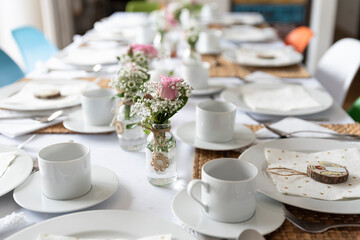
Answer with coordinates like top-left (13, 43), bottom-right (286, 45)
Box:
top-left (145, 122), bottom-right (177, 186)
top-left (116, 104), bottom-right (146, 152)
top-left (153, 31), bottom-right (170, 60)
top-left (182, 46), bottom-right (201, 64)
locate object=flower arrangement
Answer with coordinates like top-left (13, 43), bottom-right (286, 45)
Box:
top-left (167, 1), bottom-right (203, 23)
top-left (151, 9), bottom-right (177, 35)
top-left (184, 24), bottom-right (200, 50)
top-left (131, 75), bottom-right (192, 128)
top-left (117, 44), bottom-right (157, 69)
top-left (110, 62), bottom-right (150, 100)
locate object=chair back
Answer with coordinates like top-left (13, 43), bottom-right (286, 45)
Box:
top-left (315, 38), bottom-right (360, 106)
top-left (0, 49), bottom-right (24, 87)
top-left (125, 1), bottom-right (159, 12)
top-left (284, 26), bottom-right (313, 53)
top-left (348, 96), bottom-right (360, 123)
top-left (11, 26), bottom-right (58, 73)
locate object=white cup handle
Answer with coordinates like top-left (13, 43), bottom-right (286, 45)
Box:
top-left (187, 179), bottom-right (209, 213)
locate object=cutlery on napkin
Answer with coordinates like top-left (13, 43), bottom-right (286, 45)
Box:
top-left (265, 147), bottom-right (360, 200)
top-left (0, 151), bottom-right (17, 178)
top-left (37, 234), bottom-right (172, 240)
top-left (255, 117), bottom-right (337, 139)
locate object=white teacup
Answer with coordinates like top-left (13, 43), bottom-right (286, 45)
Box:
top-left (187, 158), bottom-right (258, 223)
top-left (196, 100), bottom-right (236, 142)
top-left (38, 142), bottom-right (92, 200)
top-left (181, 62), bottom-right (210, 90)
top-left (198, 29), bottom-right (222, 54)
top-left (81, 88), bottom-right (115, 126)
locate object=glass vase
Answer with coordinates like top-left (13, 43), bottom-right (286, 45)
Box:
top-left (182, 46), bottom-right (201, 64)
top-left (153, 31), bottom-right (171, 60)
top-left (116, 104), bottom-right (146, 152)
top-left (145, 122), bottom-right (177, 186)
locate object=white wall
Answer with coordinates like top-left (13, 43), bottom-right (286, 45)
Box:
top-left (0, 0), bottom-right (43, 69)
top-left (306, 0), bottom-right (338, 75)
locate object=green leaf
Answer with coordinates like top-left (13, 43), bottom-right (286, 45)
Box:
top-left (143, 129), bottom-right (151, 135)
top-left (126, 123), bottom-right (139, 129)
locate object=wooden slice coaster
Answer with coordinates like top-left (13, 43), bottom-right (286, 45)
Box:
top-left (307, 161), bottom-right (348, 184)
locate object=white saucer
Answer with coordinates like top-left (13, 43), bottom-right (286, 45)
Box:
top-left (174, 121), bottom-right (255, 151)
top-left (172, 186), bottom-right (284, 239)
top-left (63, 110), bottom-right (115, 133)
top-left (13, 165), bottom-right (119, 213)
top-left (192, 85), bottom-right (224, 96)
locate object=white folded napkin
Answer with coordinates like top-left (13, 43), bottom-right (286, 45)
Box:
top-left (37, 233), bottom-right (171, 240)
top-left (0, 151), bottom-right (17, 178)
top-left (241, 84), bottom-right (322, 111)
top-left (0, 117), bottom-right (66, 138)
top-left (255, 117), bottom-right (337, 139)
top-left (265, 147), bottom-right (360, 200)
top-left (0, 212), bottom-right (33, 234)
top-left (2, 82), bottom-right (90, 109)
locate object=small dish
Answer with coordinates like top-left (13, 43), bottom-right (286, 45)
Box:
top-left (13, 165), bottom-right (119, 213)
top-left (63, 110), bottom-right (115, 133)
top-left (171, 186), bottom-right (284, 239)
top-left (192, 84), bottom-right (224, 96)
top-left (174, 121), bottom-right (255, 151)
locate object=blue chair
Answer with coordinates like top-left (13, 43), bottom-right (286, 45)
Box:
top-left (0, 49), bottom-right (24, 87)
top-left (11, 26), bottom-right (58, 73)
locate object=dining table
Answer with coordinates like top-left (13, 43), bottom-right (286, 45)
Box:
top-left (0, 11), bottom-right (359, 240)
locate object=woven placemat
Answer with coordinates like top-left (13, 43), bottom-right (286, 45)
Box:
top-left (202, 55), bottom-right (310, 79)
top-left (192, 123), bottom-right (360, 239)
top-left (34, 78), bottom-right (111, 134)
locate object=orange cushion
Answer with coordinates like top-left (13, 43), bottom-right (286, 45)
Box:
top-left (285, 26), bottom-right (313, 53)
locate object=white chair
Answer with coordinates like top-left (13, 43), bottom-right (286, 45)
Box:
top-left (315, 38), bottom-right (360, 106)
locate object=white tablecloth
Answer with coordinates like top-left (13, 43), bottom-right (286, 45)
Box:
top-left (0, 12), bottom-right (355, 240)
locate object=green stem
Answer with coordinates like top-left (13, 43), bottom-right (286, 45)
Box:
top-left (124, 105), bottom-right (131, 120)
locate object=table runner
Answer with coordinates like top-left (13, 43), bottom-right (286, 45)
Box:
top-left (202, 55), bottom-right (310, 79)
top-left (192, 123), bottom-right (360, 239)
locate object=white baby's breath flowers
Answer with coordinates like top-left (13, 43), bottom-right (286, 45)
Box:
top-left (110, 62), bottom-right (150, 100)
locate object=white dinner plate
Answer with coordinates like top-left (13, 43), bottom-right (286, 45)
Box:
top-left (239, 138), bottom-right (360, 214)
top-left (0, 79), bottom-right (99, 111)
top-left (222, 47), bottom-right (303, 67)
top-left (172, 186), bottom-right (284, 238)
top-left (223, 26), bottom-right (277, 43)
top-left (56, 47), bottom-right (120, 67)
top-left (174, 121), bottom-right (255, 151)
top-left (0, 144), bottom-right (33, 197)
top-left (63, 110), bottom-right (115, 133)
top-left (218, 13), bottom-right (264, 26)
top-left (197, 47), bottom-right (222, 55)
top-left (220, 83), bottom-right (333, 116)
top-left (13, 166), bottom-right (119, 213)
top-left (192, 85), bottom-right (224, 96)
top-left (6, 209), bottom-right (196, 240)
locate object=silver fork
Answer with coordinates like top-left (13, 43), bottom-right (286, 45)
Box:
top-left (245, 112), bottom-right (329, 124)
top-left (263, 123), bottom-right (360, 140)
top-left (284, 205), bottom-right (360, 233)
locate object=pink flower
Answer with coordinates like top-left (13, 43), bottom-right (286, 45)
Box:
top-left (159, 75), bottom-right (182, 100)
top-left (165, 11), bottom-right (177, 27)
top-left (131, 44), bottom-right (158, 58)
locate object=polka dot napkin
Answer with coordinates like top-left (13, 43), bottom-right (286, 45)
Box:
top-left (265, 148), bottom-right (360, 200)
